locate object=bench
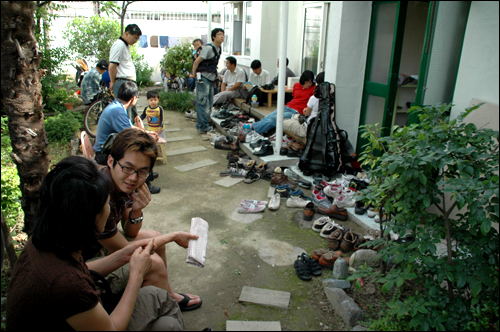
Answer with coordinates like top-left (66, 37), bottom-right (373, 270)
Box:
top-left (232, 98), bottom-right (306, 145)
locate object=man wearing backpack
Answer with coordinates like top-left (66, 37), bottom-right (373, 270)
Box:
top-left (192, 28), bottom-right (224, 134)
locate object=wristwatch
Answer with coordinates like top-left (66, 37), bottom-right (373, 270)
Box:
top-left (129, 211), bottom-right (143, 225)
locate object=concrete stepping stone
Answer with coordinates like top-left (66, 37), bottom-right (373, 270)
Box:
top-left (214, 177), bottom-right (245, 187)
top-left (238, 286), bottom-right (290, 309)
top-left (226, 321), bottom-right (281, 331)
top-left (164, 136), bottom-right (193, 142)
top-left (174, 159), bottom-right (217, 172)
top-left (166, 146), bottom-right (207, 156)
top-left (164, 128), bottom-right (182, 132)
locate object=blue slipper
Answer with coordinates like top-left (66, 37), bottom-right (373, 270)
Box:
top-left (178, 294), bottom-right (202, 311)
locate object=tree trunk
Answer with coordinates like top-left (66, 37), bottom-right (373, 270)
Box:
top-left (1, 1), bottom-right (50, 236)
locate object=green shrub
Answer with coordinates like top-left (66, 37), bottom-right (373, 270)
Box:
top-left (1, 117), bottom-right (23, 229)
top-left (44, 111), bottom-right (83, 142)
top-left (353, 103), bottom-right (499, 331)
top-left (159, 90), bottom-right (194, 113)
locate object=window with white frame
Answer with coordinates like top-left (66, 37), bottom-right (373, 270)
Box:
top-left (223, 1), bottom-right (252, 57)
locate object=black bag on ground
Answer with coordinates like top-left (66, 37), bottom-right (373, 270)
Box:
top-left (245, 85), bottom-right (264, 104)
top-left (298, 82), bottom-right (347, 177)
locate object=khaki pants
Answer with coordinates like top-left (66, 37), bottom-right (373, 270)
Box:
top-left (283, 114), bottom-right (307, 138)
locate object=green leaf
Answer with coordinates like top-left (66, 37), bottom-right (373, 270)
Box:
top-left (382, 280), bottom-right (394, 294)
top-left (396, 277), bottom-right (405, 287)
top-left (457, 277), bottom-right (466, 289)
top-left (480, 219), bottom-right (491, 235)
top-left (471, 280), bottom-right (482, 297)
top-left (423, 195), bottom-right (431, 208)
top-left (389, 161), bottom-right (398, 173)
top-left (417, 306), bottom-right (429, 314)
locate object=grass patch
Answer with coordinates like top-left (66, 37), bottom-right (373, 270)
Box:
top-left (159, 90), bottom-right (194, 113)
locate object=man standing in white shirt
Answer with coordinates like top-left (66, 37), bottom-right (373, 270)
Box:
top-left (108, 24), bottom-right (142, 122)
top-left (213, 56), bottom-right (246, 106)
top-left (249, 60), bottom-right (271, 86)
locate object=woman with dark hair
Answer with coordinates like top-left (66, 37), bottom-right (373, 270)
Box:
top-left (7, 156), bottom-right (185, 330)
top-left (241, 70), bottom-right (316, 134)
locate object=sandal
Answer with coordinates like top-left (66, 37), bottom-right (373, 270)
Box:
top-left (301, 253), bottom-right (322, 277)
top-left (294, 255), bottom-right (312, 281)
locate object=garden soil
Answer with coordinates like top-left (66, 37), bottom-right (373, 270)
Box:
top-left (122, 88), bottom-right (378, 330)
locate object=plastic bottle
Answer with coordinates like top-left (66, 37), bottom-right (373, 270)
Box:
top-left (251, 95), bottom-right (257, 103)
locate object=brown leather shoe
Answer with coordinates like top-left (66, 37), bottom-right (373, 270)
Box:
top-left (303, 202), bottom-right (315, 221)
top-left (353, 235), bottom-right (366, 251)
top-left (328, 229), bottom-right (343, 251)
top-left (316, 204), bottom-right (348, 221)
top-left (312, 248), bottom-right (329, 261)
top-left (271, 174), bottom-right (297, 190)
top-left (318, 251), bottom-right (340, 269)
top-left (340, 231), bottom-right (357, 252)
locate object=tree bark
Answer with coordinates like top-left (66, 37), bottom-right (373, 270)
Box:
top-left (1, 1), bottom-right (50, 236)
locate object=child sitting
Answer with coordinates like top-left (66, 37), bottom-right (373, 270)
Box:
top-left (140, 90), bottom-right (165, 139)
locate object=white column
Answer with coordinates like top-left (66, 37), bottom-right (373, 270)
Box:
top-left (207, 1), bottom-right (212, 39)
top-left (275, 1), bottom-right (289, 154)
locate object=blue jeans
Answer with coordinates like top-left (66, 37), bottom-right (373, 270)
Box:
top-left (195, 76), bottom-right (214, 131)
top-left (113, 79), bottom-right (137, 123)
top-left (252, 106), bottom-right (300, 134)
top-left (188, 77), bottom-right (196, 91)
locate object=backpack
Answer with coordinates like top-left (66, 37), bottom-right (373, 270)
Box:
top-left (298, 82), bottom-right (347, 177)
top-left (245, 85), bottom-right (263, 104)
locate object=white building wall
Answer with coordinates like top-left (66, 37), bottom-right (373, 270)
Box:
top-left (452, 1), bottom-right (499, 121)
top-left (326, 1), bottom-right (371, 149)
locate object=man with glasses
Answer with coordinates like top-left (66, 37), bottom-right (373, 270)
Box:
top-left (93, 81), bottom-right (161, 194)
top-left (86, 127), bottom-right (203, 313)
top-left (109, 24), bottom-right (142, 122)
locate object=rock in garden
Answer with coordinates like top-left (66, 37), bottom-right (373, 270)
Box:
top-left (348, 249), bottom-right (381, 269)
top-left (333, 257), bottom-right (349, 279)
top-left (323, 279), bottom-right (351, 289)
top-left (324, 287), bottom-right (364, 326)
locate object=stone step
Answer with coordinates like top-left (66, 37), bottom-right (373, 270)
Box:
top-left (166, 146), bottom-right (207, 156)
top-left (238, 286), bottom-right (290, 309)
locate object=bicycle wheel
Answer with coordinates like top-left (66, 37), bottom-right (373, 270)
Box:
top-left (84, 99), bottom-right (106, 138)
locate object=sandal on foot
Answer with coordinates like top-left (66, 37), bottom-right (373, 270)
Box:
top-left (301, 253), bottom-right (322, 277)
top-left (294, 255), bottom-right (312, 281)
top-left (177, 294), bottom-right (203, 311)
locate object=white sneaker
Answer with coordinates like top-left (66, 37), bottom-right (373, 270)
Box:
top-left (286, 197), bottom-right (310, 208)
top-left (334, 195), bottom-right (356, 208)
top-left (242, 199), bottom-right (268, 206)
top-left (238, 202), bottom-right (266, 213)
top-left (341, 174), bottom-right (356, 188)
top-left (324, 184), bottom-right (343, 198)
top-left (268, 193), bottom-right (281, 210)
top-left (367, 208), bottom-right (378, 218)
top-left (311, 216), bottom-right (331, 232)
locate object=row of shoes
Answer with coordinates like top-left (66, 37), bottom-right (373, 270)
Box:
top-left (311, 216), bottom-right (374, 252)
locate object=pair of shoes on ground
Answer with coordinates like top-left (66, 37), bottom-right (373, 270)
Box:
top-left (294, 253), bottom-right (322, 281)
top-left (270, 167), bottom-right (297, 189)
top-left (238, 199), bottom-right (267, 213)
top-left (274, 185), bottom-right (308, 199)
top-left (147, 181), bottom-right (161, 194)
top-left (311, 217), bottom-right (350, 238)
top-left (220, 163), bottom-right (248, 178)
top-left (303, 201), bottom-right (348, 221)
top-left (312, 249), bottom-right (344, 269)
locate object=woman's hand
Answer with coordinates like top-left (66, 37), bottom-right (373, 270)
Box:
top-left (129, 239), bottom-right (155, 280)
top-left (174, 232), bottom-right (200, 248)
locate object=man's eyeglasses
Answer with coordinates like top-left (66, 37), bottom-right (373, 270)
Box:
top-left (116, 160), bottom-right (149, 178)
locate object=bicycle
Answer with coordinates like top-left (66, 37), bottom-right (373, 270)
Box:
top-left (84, 85), bottom-right (114, 138)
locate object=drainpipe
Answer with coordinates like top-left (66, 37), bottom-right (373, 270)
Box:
top-left (275, 1), bottom-right (289, 154)
top-left (208, 1), bottom-right (212, 39)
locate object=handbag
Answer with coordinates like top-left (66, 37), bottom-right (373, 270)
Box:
top-left (89, 270), bottom-right (125, 314)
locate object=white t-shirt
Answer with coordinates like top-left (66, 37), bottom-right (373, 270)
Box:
top-left (249, 69), bottom-right (271, 86)
top-left (306, 95), bottom-right (319, 124)
top-left (223, 66), bottom-right (246, 89)
top-left (109, 38), bottom-right (136, 81)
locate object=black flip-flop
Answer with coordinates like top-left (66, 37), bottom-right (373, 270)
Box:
top-left (301, 253), bottom-right (322, 277)
top-left (177, 294), bottom-right (202, 311)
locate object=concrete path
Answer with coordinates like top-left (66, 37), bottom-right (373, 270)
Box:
top-left (129, 88), bottom-right (371, 331)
